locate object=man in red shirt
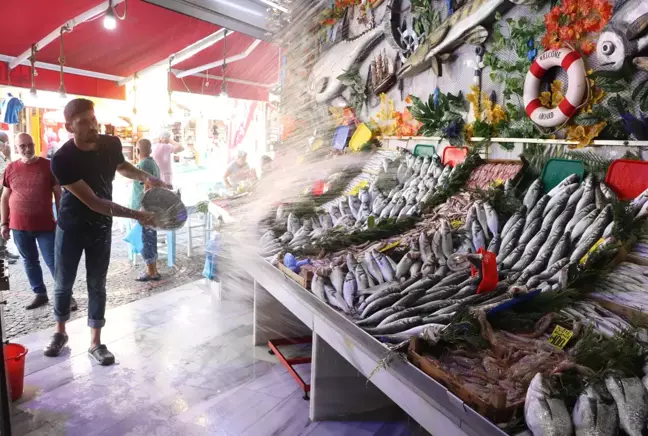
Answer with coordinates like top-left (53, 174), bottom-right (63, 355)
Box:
top-left (0, 133), bottom-right (75, 311)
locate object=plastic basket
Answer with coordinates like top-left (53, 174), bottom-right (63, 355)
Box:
top-left (540, 159), bottom-right (584, 192)
top-left (605, 159), bottom-right (648, 201)
top-left (442, 146), bottom-right (468, 167)
top-left (413, 144), bottom-right (437, 157)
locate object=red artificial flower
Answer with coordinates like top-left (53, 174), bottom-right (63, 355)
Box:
top-left (580, 39), bottom-right (596, 55)
top-left (559, 26), bottom-right (575, 41)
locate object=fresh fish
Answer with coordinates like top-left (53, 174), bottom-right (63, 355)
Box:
top-left (440, 221), bottom-right (454, 258)
top-left (377, 323), bottom-right (446, 344)
top-left (356, 306), bottom-right (403, 327)
top-left (464, 204), bottom-right (477, 231)
top-left (519, 217), bottom-right (542, 245)
top-left (372, 249), bottom-right (395, 282)
top-left (359, 188), bottom-right (371, 205)
top-left (475, 202), bottom-right (490, 239)
top-left (324, 282), bottom-right (351, 313)
top-left (484, 202), bottom-right (499, 236)
top-left (566, 203), bottom-right (596, 233)
top-left (409, 261), bottom-right (422, 277)
top-left (572, 383), bottom-right (618, 436)
top-left (432, 230), bottom-right (445, 262)
top-left (348, 195), bottom-right (361, 219)
top-left (501, 205), bottom-right (526, 237)
top-left (596, 0), bottom-right (648, 72)
top-left (576, 174), bottom-right (595, 214)
top-left (402, 277), bottom-right (438, 294)
top-left (605, 376), bottom-right (648, 436)
top-left (547, 174), bottom-right (579, 196)
top-left (526, 195), bottom-right (549, 228)
top-left (396, 252), bottom-right (417, 279)
top-left (487, 234), bottom-right (501, 254)
top-left (567, 186), bottom-right (584, 209)
top-left (346, 253), bottom-right (358, 275)
top-left (343, 271), bottom-right (358, 309)
top-left (389, 197), bottom-right (407, 219)
top-left (355, 265), bottom-right (369, 290)
top-left (320, 213), bottom-right (333, 229)
top-left (472, 220), bottom-right (486, 251)
top-left (501, 243), bottom-right (528, 270)
top-left (547, 232), bottom-right (571, 267)
top-left (287, 213), bottom-right (300, 234)
top-left (330, 266), bottom-right (345, 294)
top-left (594, 184), bottom-right (606, 209)
top-left (524, 179), bottom-right (544, 210)
top-left (364, 253), bottom-right (384, 284)
top-left (525, 373), bottom-right (573, 436)
top-left (365, 316), bottom-right (424, 336)
top-left (545, 186), bottom-right (574, 213)
top-left (512, 228), bottom-right (550, 271)
top-left (311, 274), bottom-right (326, 301)
top-left (579, 204), bottom-right (613, 244)
top-left (419, 232), bottom-right (433, 264)
top-left (498, 217), bottom-right (526, 261)
top-left (571, 208), bottom-right (600, 244)
top-left (360, 293), bottom-right (403, 318)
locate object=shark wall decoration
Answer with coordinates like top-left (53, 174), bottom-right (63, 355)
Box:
top-left (397, 0), bottom-right (545, 78)
top-left (309, 26), bottom-right (386, 105)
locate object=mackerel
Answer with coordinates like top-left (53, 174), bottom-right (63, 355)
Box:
top-left (547, 232), bottom-right (571, 267)
top-left (356, 306), bottom-right (403, 327)
top-left (500, 243), bottom-right (528, 270)
top-left (523, 179), bottom-right (544, 210)
top-left (579, 204), bottom-right (612, 244)
top-left (360, 293), bottom-right (403, 318)
top-left (377, 323), bottom-right (446, 344)
top-left (526, 195), bottom-right (549, 228)
top-left (499, 217), bottom-right (526, 258)
top-left (518, 217), bottom-right (541, 245)
top-left (571, 208), bottom-right (600, 244)
top-left (566, 185), bottom-right (584, 209)
top-left (575, 174), bottom-right (595, 214)
top-left (566, 203), bottom-right (596, 233)
top-left (487, 234), bottom-right (501, 254)
top-left (365, 316), bottom-right (424, 336)
top-left (501, 205), bottom-right (526, 238)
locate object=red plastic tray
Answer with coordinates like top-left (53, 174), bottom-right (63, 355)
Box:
top-left (442, 146), bottom-right (468, 167)
top-left (605, 159), bottom-right (648, 201)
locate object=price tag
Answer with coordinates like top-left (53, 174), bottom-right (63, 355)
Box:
top-left (548, 325), bottom-right (573, 349)
top-left (450, 219), bottom-right (463, 230)
top-left (347, 180), bottom-right (369, 196)
top-left (579, 238), bottom-right (606, 265)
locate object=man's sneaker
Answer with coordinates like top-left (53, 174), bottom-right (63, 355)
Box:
top-left (44, 333), bottom-right (68, 357)
top-left (25, 294), bottom-right (49, 310)
top-left (70, 297), bottom-right (78, 311)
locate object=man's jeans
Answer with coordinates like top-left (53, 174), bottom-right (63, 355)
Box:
top-left (142, 227), bottom-right (158, 265)
top-left (54, 226), bottom-right (111, 328)
top-left (13, 230), bottom-right (56, 295)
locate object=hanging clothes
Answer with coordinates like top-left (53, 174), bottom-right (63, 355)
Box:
top-left (1, 94), bottom-right (24, 125)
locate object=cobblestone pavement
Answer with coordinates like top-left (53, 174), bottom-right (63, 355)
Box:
top-left (3, 227), bottom-right (206, 339)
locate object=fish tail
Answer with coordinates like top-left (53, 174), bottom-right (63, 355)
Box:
top-left (430, 57), bottom-right (440, 76)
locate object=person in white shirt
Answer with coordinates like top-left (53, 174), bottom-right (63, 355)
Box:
top-left (151, 131), bottom-right (183, 185)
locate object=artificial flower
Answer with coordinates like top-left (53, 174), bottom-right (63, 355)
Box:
top-left (466, 85), bottom-right (481, 119)
top-left (490, 105), bottom-right (508, 125)
top-left (566, 121), bottom-right (607, 147)
top-left (540, 91), bottom-right (552, 108)
top-left (464, 123), bottom-right (474, 140)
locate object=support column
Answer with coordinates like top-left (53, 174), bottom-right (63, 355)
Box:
top-left (253, 280), bottom-right (311, 346)
top-left (310, 333), bottom-right (400, 422)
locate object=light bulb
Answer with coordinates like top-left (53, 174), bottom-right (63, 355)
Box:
top-left (103, 9), bottom-right (117, 30)
top-left (29, 87), bottom-right (37, 97)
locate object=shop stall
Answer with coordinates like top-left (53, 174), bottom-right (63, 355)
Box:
top-left (244, 0), bottom-right (648, 434)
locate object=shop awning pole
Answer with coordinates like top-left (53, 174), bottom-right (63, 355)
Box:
top-left (171, 69), bottom-right (276, 88)
top-left (0, 54), bottom-right (124, 82)
top-left (174, 39), bottom-right (262, 79)
top-left (8, 0), bottom-right (126, 70)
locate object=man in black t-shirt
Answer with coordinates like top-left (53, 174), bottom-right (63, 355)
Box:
top-left (45, 98), bottom-right (169, 365)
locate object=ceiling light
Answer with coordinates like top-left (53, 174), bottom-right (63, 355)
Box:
top-left (104, 7), bottom-right (117, 30)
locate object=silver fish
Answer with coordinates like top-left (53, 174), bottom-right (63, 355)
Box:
top-left (501, 243), bottom-right (528, 270)
top-left (287, 213), bottom-right (300, 234)
top-left (501, 205), bottom-right (527, 238)
top-left (519, 217), bottom-right (542, 245)
top-left (432, 230), bottom-right (445, 262)
top-left (576, 174), bottom-right (595, 214)
top-left (464, 204), bottom-right (477, 231)
top-left (355, 265), bottom-right (369, 290)
top-left (419, 231), bottom-right (433, 264)
top-left (580, 204), bottom-right (613, 245)
top-left (513, 228), bottom-right (550, 271)
top-left (545, 185), bottom-right (576, 212)
top-left (484, 202), bottom-right (499, 236)
top-left (499, 217), bottom-right (526, 260)
top-left (409, 261), bottom-right (422, 277)
top-left (330, 266), bottom-right (345, 294)
top-left (547, 174), bottom-right (579, 196)
top-left (311, 274), bottom-right (326, 301)
top-left (475, 201), bottom-right (490, 239)
top-left (419, 156), bottom-right (431, 177)
top-left (364, 316), bottom-right (424, 336)
top-left (526, 195), bottom-right (549, 228)
top-left (567, 185), bottom-right (584, 209)
top-left (359, 188), bottom-right (371, 204)
top-left (547, 232), bottom-right (571, 267)
top-left (364, 253), bottom-right (384, 284)
top-left (389, 197), bottom-right (407, 219)
top-left (372, 249), bottom-right (395, 282)
top-left (605, 376), bottom-right (648, 436)
top-left (472, 220), bottom-right (486, 251)
top-left (379, 201), bottom-right (395, 219)
top-left (396, 252), bottom-right (416, 279)
top-left (573, 383), bottom-right (618, 436)
top-left (566, 203), bottom-right (596, 233)
top-left (597, 183), bottom-right (616, 203)
top-left (440, 220), bottom-right (454, 258)
top-left (378, 323), bottom-right (445, 344)
top-left (487, 234), bottom-right (501, 254)
top-left (596, 0), bottom-right (648, 72)
top-left (343, 271), bottom-right (358, 309)
top-left (525, 373), bottom-right (573, 436)
top-left (594, 184), bottom-right (606, 210)
top-left (524, 179), bottom-right (544, 210)
top-left (320, 213), bottom-right (333, 229)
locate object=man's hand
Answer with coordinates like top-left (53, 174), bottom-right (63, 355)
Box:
top-left (1, 225), bottom-right (9, 240)
top-left (136, 211), bottom-right (157, 228)
top-left (146, 175), bottom-right (172, 190)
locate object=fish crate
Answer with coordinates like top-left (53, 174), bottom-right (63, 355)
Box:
top-left (465, 159), bottom-right (526, 191)
top-left (277, 263), bottom-right (313, 290)
top-left (407, 337), bottom-right (523, 423)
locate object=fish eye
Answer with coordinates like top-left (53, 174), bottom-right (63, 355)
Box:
top-left (602, 42), bottom-right (615, 55)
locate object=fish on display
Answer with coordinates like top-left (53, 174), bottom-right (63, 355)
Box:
top-left (572, 383), bottom-right (618, 436)
top-left (524, 179), bottom-right (544, 210)
top-left (484, 202), bottom-right (499, 236)
top-left (343, 271), bottom-right (358, 309)
top-left (525, 373), bottom-right (573, 436)
top-left (472, 220), bottom-right (487, 251)
top-left (596, 0), bottom-right (648, 72)
top-left (605, 376), bottom-right (648, 436)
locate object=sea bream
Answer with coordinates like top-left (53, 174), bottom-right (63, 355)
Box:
top-left (397, 0), bottom-right (543, 78)
top-left (596, 0), bottom-right (648, 72)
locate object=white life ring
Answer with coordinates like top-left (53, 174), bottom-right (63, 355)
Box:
top-left (523, 48), bottom-right (587, 128)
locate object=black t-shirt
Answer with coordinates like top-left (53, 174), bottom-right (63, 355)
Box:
top-left (51, 135), bottom-right (125, 231)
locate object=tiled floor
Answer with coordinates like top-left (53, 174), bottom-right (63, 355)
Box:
top-left (9, 280), bottom-right (423, 436)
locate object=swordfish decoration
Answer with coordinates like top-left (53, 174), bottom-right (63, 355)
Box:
top-left (309, 26), bottom-right (386, 105)
top-left (595, 0), bottom-right (648, 72)
top-left (397, 0), bottom-right (545, 78)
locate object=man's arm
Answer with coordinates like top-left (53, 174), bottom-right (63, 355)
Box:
top-left (52, 185), bottom-right (62, 213)
top-left (63, 179), bottom-right (154, 224)
top-left (1, 187), bottom-right (10, 226)
top-left (117, 161), bottom-right (170, 188)
top-left (169, 139), bottom-right (184, 154)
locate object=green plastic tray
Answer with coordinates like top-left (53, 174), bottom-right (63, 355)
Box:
top-left (540, 158), bottom-right (585, 192)
top-left (413, 144), bottom-right (437, 157)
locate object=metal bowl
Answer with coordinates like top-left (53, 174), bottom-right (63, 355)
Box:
top-left (141, 188), bottom-right (188, 231)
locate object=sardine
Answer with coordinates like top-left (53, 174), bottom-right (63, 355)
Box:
top-left (472, 220), bottom-right (486, 251)
top-left (605, 376), bottom-right (648, 436)
top-left (524, 179), bottom-right (544, 210)
top-left (525, 373), bottom-right (573, 436)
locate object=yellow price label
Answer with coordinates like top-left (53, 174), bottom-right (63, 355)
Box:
top-left (450, 219), bottom-right (464, 230)
top-left (380, 240), bottom-right (401, 252)
top-left (579, 238), bottom-right (606, 265)
top-left (347, 180), bottom-right (369, 196)
top-left (491, 178), bottom-right (505, 188)
top-left (548, 325), bottom-right (573, 349)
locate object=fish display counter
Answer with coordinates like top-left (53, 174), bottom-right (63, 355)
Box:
top-left (254, 148), bottom-right (648, 435)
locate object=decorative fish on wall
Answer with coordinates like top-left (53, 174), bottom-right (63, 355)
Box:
top-left (596, 0), bottom-right (648, 72)
top-left (309, 26), bottom-right (385, 105)
top-left (397, 0), bottom-right (545, 78)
